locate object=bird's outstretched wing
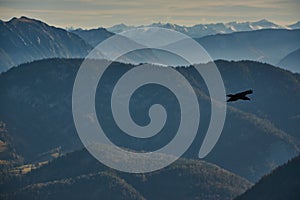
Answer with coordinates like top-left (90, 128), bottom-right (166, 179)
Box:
top-left (237, 89), bottom-right (253, 96)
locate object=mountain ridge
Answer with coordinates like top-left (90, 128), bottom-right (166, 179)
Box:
top-left (71, 27), bottom-right (114, 47)
top-left (278, 48), bottom-right (300, 73)
top-left (196, 29), bottom-right (300, 67)
top-left (0, 16), bottom-right (92, 72)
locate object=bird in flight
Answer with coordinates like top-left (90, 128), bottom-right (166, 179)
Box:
top-left (227, 89), bottom-right (253, 102)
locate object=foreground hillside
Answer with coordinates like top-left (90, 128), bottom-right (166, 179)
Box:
top-left (235, 154), bottom-right (300, 200)
top-left (0, 59), bottom-right (300, 182)
top-left (1, 149), bottom-right (251, 200)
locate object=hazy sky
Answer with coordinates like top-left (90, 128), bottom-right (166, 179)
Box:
top-left (0, 0), bottom-right (299, 28)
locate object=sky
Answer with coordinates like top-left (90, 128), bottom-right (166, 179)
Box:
top-left (0, 0), bottom-right (299, 29)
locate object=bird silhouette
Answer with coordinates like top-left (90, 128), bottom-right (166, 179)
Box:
top-left (227, 89), bottom-right (253, 102)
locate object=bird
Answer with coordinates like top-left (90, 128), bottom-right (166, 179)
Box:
top-left (227, 89), bottom-right (253, 102)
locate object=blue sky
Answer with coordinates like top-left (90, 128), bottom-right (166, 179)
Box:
top-left (0, 0), bottom-right (299, 28)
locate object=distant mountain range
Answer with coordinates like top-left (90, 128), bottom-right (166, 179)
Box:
top-left (76, 25), bottom-right (300, 71)
top-left (235, 154), bottom-right (300, 200)
top-left (197, 29), bottom-right (300, 66)
top-left (1, 58), bottom-right (300, 183)
top-left (0, 17), bottom-right (299, 73)
top-left (107, 19), bottom-right (300, 38)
